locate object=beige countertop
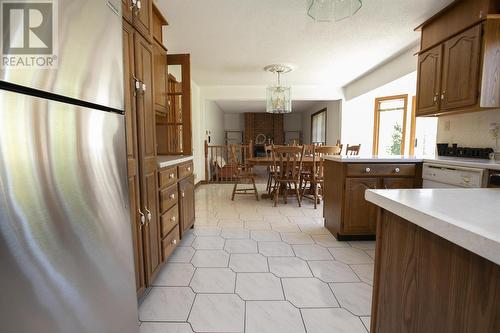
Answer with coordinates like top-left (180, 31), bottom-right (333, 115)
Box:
top-left (157, 155), bottom-right (193, 168)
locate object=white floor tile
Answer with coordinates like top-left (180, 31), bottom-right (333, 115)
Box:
top-left (235, 273), bottom-right (284, 300)
top-left (293, 244), bottom-right (334, 260)
top-left (312, 234), bottom-right (351, 248)
top-left (191, 250), bottom-right (229, 267)
top-left (350, 264), bottom-right (375, 285)
top-left (258, 241), bottom-right (294, 257)
top-left (229, 253), bottom-right (269, 272)
top-left (246, 301), bottom-right (306, 333)
top-left (188, 294), bottom-right (245, 333)
top-left (301, 308), bottom-right (367, 333)
top-left (139, 287), bottom-right (195, 322)
top-left (191, 236), bottom-right (225, 250)
top-left (329, 247), bottom-right (374, 264)
top-left (268, 257), bottom-right (313, 277)
top-left (282, 278), bottom-right (339, 308)
top-left (251, 230), bottom-right (281, 241)
top-left (190, 268), bottom-right (236, 293)
top-left (139, 322), bottom-right (194, 333)
top-left (168, 247), bottom-right (195, 263)
top-left (153, 263), bottom-right (195, 287)
top-left (330, 282), bottom-right (373, 316)
top-left (220, 227), bottom-right (249, 239)
top-left (308, 260), bottom-right (360, 283)
top-left (281, 232), bottom-right (315, 244)
top-left (224, 239), bottom-right (258, 253)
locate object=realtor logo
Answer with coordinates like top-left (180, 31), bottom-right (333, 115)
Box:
top-left (1, 0), bottom-right (58, 68)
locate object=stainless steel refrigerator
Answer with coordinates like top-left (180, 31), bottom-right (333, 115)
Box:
top-left (0, 1), bottom-right (139, 332)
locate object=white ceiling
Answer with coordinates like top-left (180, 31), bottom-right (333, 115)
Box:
top-left (215, 100), bottom-right (322, 113)
top-left (158, 0), bottom-right (452, 88)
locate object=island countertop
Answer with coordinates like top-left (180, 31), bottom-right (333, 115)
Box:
top-left (365, 188), bottom-right (500, 265)
top-left (322, 155), bottom-right (424, 163)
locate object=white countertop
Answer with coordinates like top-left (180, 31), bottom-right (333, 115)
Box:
top-left (365, 188), bottom-right (500, 265)
top-left (323, 154), bottom-right (500, 170)
top-left (322, 155), bottom-right (424, 163)
top-left (157, 155), bottom-right (193, 168)
top-left (423, 156), bottom-right (500, 171)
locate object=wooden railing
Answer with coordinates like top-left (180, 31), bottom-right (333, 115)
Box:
top-left (204, 140), bottom-right (253, 183)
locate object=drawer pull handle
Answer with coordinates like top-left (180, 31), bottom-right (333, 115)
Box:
top-left (365, 167), bottom-right (371, 173)
top-left (181, 192), bottom-right (185, 198)
top-left (169, 173), bottom-right (175, 179)
top-left (187, 166), bottom-right (191, 172)
top-left (169, 194), bottom-right (175, 200)
top-left (172, 239), bottom-right (177, 245)
top-left (139, 210), bottom-right (146, 226)
top-left (394, 168), bottom-right (400, 173)
top-left (145, 207), bottom-right (152, 221)
top-left (171, 216), bottom-right (176, 222)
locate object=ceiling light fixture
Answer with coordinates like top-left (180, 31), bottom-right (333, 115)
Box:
top-left (307, 0), bottom-right (362, 22)
top-left (264, 64), bottom-right (293, 114)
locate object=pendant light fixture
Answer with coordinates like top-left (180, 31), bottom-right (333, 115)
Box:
top-left (307, 0), bottom-right (362, 22)
top-left (264, 64), bottom-right (293, 114)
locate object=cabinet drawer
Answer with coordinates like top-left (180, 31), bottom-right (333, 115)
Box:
top-left (159, 167), bottom-right (177, 189)
top-left (178, 161), bottom-right (193, 179)
top-left (160, 184), bottom-right (178, 214)
top-left (162, 225), bottom-right (180, 261)
top-left (160, 206), bottom-right (179, 238)
top-left (346, 164), bottom-right (415, 177)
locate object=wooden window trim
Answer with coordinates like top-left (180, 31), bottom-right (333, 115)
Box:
top-left (310, 108), bottom-right (327, 144)
top-left (409, 96), bottom-right (417, 156)
top-left (372, 95), bottom-right (408, 155)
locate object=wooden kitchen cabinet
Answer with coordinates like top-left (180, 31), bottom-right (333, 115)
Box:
top-left (344, 178), bottom-right (379, 235)
top-left (122, 19), bottom-right (146, 296)
top-left (416, 45), bottom-right (442, 116)
top-left (323, 160), bottom-right (421, 240)
top-left (153, 42), bottom-right (168, 115)
top-left (415, 0), bottom-right (500, 116)
top-left (122, 0), bottom-right (133, 24)
top-left (179, 174), bottom-right (195, 236)
top-left (133, 0), bottom-right (152, 40)
top-left (441, 25), bottom-right (481, 111)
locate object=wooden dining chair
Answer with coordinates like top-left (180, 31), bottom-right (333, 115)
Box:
top-left (271, 145), bottom-right (305, 207)
top-left (301, 145), bottom-right (341, 209)
top-left (230, 144), bottom-right (259, 201)
top-left (346, 144), bottom-right (361, 155)
top-left (264, 144), bottom-right (275, 194)
top-left (336, 139), bottom-right (344, 154)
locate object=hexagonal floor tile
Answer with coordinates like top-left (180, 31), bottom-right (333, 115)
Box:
top-left (188, 294), bottom-right (245, 332)
top-left (139, 322), bottom-right (194, 333)
top-left (193, 227), bottom-right (221, 236)
top-left (251, 230), bottom-right (281, 241)
top-left (350, 264), bottom-right (374, 285)
top-left (190, 268), bottom-right (236, 293)
top-left (308, 260), bottom-right (360, 283)
top-left (229, 253), bottom-right (269, 272)
top-left (220, 228), bottom-right (249, 239)
top-left (282, 278), bottom-right (338, 308)
top-left (191, 250), bottom-right (229, 267)
top-left (224, 239), bottom-right (258, 253)
top-left (192, 236), bottom-right (225, 250)
top-left (168, 247), bottom-right (195, 263)
top-left (178, 231), bottom-right (196, 247)
top-left (139, 287), bottom-right (195, 321)
top-left (328, 247), bottom-right (374, 265)
top-left (235, 273), bottom-right (283, 300)
top-left (301, 308), bottom-right (367, 333)
top-left (246, 301), bottom-right (305, 333)
top-left (281, 232), bottom-right (315, 245)
top-left (330, 282), bottom-right (372, 316)
top-left (268, 257), bottom-right (312, 277)
top-left (312, 234), bottom-right (350, 248)
top-left (258, 241), bottom-right (294, 257)
top-left (153, 263), bottom-right (195, 286)
top-left (293, 244), bottom-right (333, 260)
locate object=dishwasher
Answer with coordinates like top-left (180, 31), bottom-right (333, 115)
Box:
top-left (422, 163), bottom-right (488, 188)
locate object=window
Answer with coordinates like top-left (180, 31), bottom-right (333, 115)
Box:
top-left (311, 109), bottom-right (327, 145)
top-left (373, 95), bottom-right (408, 155)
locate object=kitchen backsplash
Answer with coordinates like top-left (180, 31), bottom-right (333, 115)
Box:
top-left (437, 109), bottom-right (500, 152)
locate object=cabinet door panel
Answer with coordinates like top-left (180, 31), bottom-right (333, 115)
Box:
top-left (123, 19), bottom-right (146, 296)
top-left (153, 42), bottom-right (168, 113)
top-left (122, 0), bottom-right (133, 24)
top-left (383, 178), bottom-right (415, 190)
top-left (416, 45), bottom-right (442, 116)
top-left (144, 171), bottom-right (161, 281)
top-left (442, 25), bottom-right (481, 110)
top-left (133, 0), bottom-right (152, 40)
top-left (179, 175), bottom-right (195, 237)
top-left (344, 178), bottom-right (379, 235)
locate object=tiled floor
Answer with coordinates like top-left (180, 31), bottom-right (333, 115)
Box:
top-left (139, 184), bottom-right (375, 333)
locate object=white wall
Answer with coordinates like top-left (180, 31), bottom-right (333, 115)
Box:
top-left (191, 81), bottom-right (204, 184)
top-left (343, 43), bottom-right (419, 101)
top-left (341, 72), bottom-right (417, 155)
top-left (437, 109), bottom-right (500, 151)
top-left (204, 100), bottom-right (225, 145)
top-left (284, 113), bottom-right (302, 132)
top-left (302, 100), bottom-right (342, 146)
top-left (224, 113), bottom-right (244, 132)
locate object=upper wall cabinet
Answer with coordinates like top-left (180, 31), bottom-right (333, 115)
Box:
top-left (123, 0), bottom-right (153, 40)
top-left (415, 0), bottom-right (500, 117)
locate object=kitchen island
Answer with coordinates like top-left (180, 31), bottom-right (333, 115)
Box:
top-left (365, 188), bottom-right (500, 333)
top-left (322, 155), bottom-right (423, 240)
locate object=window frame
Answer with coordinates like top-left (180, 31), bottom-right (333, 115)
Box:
top-left (372, 94), bottom-right (408, 155)
top-left (310, 108), bottom-right (327, 145)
